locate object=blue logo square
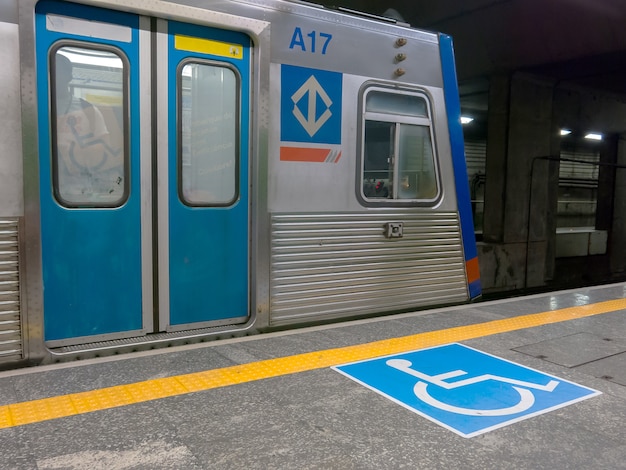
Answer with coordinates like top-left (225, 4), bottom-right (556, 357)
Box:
top-left (333, 344), bottom-right (600, 438)
top-left (281, 65), bottom-right (342, 145)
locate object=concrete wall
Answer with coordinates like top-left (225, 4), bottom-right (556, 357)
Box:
top-left (478, 74), bottom-right (626, 293)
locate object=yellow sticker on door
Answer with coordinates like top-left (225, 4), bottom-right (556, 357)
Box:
top-left (174, 35), bottom-right (243, 59)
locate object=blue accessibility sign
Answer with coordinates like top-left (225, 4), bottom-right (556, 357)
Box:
top-left (281, 64), bottom-right (342, 145)
top-left (333, 343), bottom-right (601, 438)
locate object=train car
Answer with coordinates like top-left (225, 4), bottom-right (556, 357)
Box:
top-left (0, 0), bottom-right (480, 368)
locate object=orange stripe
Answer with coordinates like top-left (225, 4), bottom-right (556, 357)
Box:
top-left (280, 147), bottom-right (330, 162)
top-left (466, 257), bottom-right (480, 284)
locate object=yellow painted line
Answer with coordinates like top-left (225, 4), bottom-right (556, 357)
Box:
top-left (0, 298), bottom-right (624, 429)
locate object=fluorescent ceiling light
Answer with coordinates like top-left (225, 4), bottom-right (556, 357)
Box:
top-left (584, 133), bottom-right (603, 141)
top-left (560, 129), bottom-right (572, 136)
top-left (460, 116), bottom-right (474, 124)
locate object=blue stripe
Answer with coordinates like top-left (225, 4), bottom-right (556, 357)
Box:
top-left (439, 33), bottom-right (481, 298)
top-left (469, 279), bottom-right (482, 299)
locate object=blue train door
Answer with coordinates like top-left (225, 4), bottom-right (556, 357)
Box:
top-left (160, 21), bottom-right (250, 329)
top-left (35, 1), bottom-right (250, 345)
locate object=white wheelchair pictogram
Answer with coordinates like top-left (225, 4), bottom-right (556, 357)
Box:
top-left (291, 75), bottom-right (332, 137)
top-left (386, 358), bottom-right (560, 417)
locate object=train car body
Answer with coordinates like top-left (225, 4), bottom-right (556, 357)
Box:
top-left (0, 0), bottom-right (480, 368)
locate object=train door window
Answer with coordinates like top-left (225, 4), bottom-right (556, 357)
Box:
top-left (360, 88), bottom-right (439, 203)
top-left (179, 61), bottom-right (239, 206)
top-left (51, 45), bottom-right (128, 207)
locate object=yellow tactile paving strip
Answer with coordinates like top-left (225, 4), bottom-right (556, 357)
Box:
top-left (1, 298), bottom-right (624, 429)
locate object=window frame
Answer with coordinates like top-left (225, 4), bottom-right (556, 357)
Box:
top-left (176, 58), bottom-right (242, 208)
top-left (357, 83), bottom-right (441, 207)
top-left (49, 40), bottom-right (130, 209)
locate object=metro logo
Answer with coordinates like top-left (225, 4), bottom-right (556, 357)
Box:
top-left (291, 75), bottom-right (333, 138)
top-left (281, 64), bottom-right (342, 146)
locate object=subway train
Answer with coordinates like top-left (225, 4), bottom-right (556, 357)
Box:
top-left (0, 0), bottom-right (481, 368)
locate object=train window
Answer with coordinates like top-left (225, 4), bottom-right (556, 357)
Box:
top-left (179, 61), bottom-right (239, 206)
top-left (51, 46), bottom-right (128, 207)
top-left (360, 88), bottom-right (438, 203)
top-left (366, 91), bottom-right (428, 117)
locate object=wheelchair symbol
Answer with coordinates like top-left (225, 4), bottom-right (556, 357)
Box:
top-left (386, 358), bottom-right (560, 417)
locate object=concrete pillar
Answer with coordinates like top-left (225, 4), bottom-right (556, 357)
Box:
top-left (478, 73), bottom-right (556, 291)
top-left (482, 73), bottom-right (509, 244)
top-left (610, 133), bottom-right (626, 274)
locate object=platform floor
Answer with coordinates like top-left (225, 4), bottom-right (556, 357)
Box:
top-left (1, 283), bottom-right (625, 469)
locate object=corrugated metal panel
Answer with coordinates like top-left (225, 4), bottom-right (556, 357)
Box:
top-left (560, 149), bottom-right (599, 180)
top-left (464, 140), bottom-right (486, 179)
top-left (0, 218), bottom-right (22, 361)
top-left (270, 212), bottom-right (468, 325)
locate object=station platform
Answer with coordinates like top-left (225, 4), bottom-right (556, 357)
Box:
top-left (1, 283), bottom-right (625, 469)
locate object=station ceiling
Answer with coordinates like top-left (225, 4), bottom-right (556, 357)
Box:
top-left (319, 0), bottom-right (626, 108)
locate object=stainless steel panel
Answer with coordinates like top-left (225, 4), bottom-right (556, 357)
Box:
top-left (19, 0), bottom-right (45, 363)
top-left (139, 16), bottom-right (154, 333)
top-left (184, 0), bottom-right (442, 87)
top-left (156, 19), bottom-right (170, 331)
top-left (258, 5), bottom-right (441, 87)
top-left (270, 211), bottom-right (468, 325)
top-left (0, 219), bottom-right (22, 361)
top-left (0, 21), bottom-right (24, 217)
top-left (0, 0), bottom-right (17, 24)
